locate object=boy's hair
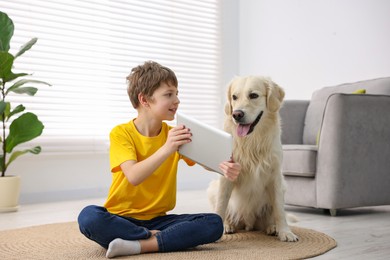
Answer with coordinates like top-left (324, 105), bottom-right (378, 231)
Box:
top-left (126, 61), bottom-right (178, 108)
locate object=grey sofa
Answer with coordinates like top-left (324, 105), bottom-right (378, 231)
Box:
top-left (280, 77), bottom-right (390, 216)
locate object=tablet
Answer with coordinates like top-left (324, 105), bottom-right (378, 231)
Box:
top-left (176, 112), bottom-right (232, 175)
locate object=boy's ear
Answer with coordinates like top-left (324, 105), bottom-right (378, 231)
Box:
top-left (138, 93), bottom-right (149, 107)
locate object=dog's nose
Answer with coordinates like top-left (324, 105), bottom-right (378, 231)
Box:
top-left (232, 110), bottom-right (244, 121)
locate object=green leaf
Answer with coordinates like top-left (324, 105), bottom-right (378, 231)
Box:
top-left (6, 79), bottom-right (51, 95)
top-left (0, 11), bottom-right (14, 52)
top-left (0, 52), bottom-right (14, 80)
top-left (7, 104), bottom-right (25, 121)
top-left (0, 102), bottom-right (11, 121)
top-left (4, 72), bottom-right (28, 83)
top-left (5, 112), bottom-right (44, 153)
top-left (5, 146), bottom-right (41, 169)
top-left (10, 86), bottom-right (38, 96)
top-left (14, 38), bottom-right (37, 59)
top-left (0, 101), bottom-right (6, 115)
top-left (0, 154), bottom-right (3, 173)
top-left (0, 52), bottom-right (28, 83)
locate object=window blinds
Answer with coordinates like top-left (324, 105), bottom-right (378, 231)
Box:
top-left (1, 0), bottom-right (222, 154)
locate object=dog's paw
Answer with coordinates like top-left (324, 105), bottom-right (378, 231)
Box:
top-left (224, 224), bottom-right (236, 234)
top-left (278, 230), bottom-right (299, 242)
top-left (266, 225), bottom-right (277, 236)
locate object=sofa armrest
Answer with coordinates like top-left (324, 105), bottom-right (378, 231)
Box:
top-left (280, 100), bottom-right (310, 144)
top-left (316, 93), bottom-right (390, 209)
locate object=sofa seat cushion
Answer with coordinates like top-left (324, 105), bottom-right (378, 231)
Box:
top-left (282, 145), bottom-right (317, 177)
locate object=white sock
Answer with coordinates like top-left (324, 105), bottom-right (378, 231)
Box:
top-left (106, 238), bottom-right (141, 258)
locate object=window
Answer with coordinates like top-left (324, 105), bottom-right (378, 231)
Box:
top-left (2, 0), bottom-right (222, 153)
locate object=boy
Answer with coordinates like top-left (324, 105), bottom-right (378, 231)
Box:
top-left (78, 61), bottom-right (240, 258)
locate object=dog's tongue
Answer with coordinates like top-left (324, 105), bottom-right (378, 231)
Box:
top-left (237, 124), bottom-right (251, 137)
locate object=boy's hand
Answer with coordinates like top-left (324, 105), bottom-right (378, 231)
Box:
top-left (164, 125), bottom-right (192, 154)
top-left (219, 159), bottom-right (241, 182)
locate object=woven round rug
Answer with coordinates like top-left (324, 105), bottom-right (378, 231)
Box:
top-left (0, 222), bottom-right (336, 260)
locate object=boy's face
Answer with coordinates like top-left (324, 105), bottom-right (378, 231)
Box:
top-left (148, 82), bottom-right (180, 121)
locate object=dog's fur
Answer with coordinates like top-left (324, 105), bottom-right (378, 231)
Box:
top-left (208, 76), bottom-right (298, 242)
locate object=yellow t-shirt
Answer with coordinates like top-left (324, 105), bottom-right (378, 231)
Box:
top-left (104, 119), bottom-right (194, 220)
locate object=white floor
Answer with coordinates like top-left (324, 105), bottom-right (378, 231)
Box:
top-left (1, 190), bottom-right (390, 259)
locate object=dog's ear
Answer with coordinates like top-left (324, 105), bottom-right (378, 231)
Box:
top-left (224, 80), bottom-right (234, 116)
top-left (265, 79), bottom-right (285, 113)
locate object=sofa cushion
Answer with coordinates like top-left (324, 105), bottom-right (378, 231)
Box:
top-left (282, 145), bottom-right (317, 177)
top-left (303, 77), bottom-right (390, 145)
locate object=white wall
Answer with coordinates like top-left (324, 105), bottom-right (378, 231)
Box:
top-left (238, 0), bottom-right (390, 100)
top-left (221, 0), bottom-right (239, 87)
top-left (12, 153), bottom-right (111, 204)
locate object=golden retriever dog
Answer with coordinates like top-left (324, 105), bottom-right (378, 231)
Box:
top-left (208, 76), bottom-right (298, 242)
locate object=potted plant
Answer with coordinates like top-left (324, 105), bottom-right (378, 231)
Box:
top-left (0, 11), bottom-right (50, 212)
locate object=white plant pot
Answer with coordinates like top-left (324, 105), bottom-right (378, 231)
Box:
top-left (0, 175), bottom-right (21, 212)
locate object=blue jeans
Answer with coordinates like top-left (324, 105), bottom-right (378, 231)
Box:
top-left (78, 205), bottom-right (223, 252)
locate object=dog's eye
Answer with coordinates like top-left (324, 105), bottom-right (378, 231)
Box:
top-left (249, 93), bottom-right (259, 99)
top-left (232, 95), bottom-right (237, 100)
